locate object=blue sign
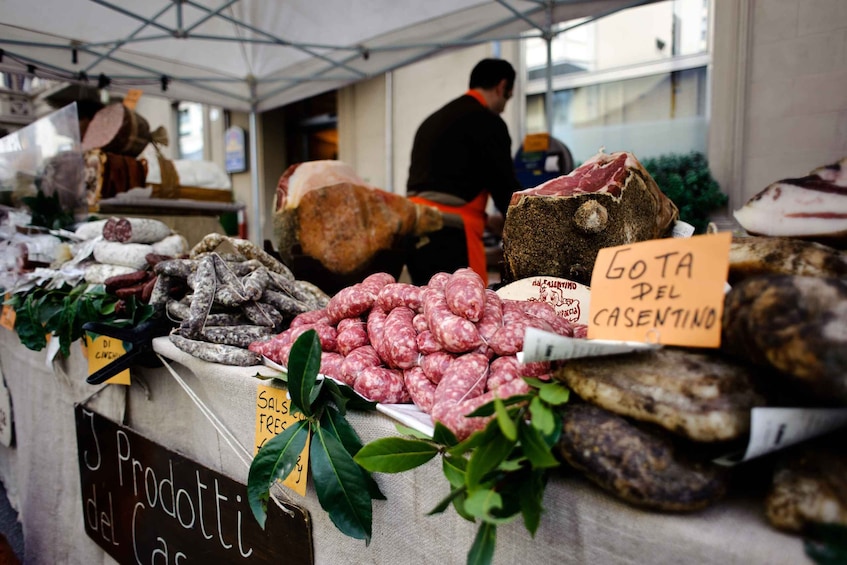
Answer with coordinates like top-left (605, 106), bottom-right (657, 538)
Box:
top-left (224, 126), bottom-right (247, 173)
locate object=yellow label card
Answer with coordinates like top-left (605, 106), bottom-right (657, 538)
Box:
top-left (254, 385), bottom-right (310, 496)
top-left (86, 333), bottom-right (131, 385)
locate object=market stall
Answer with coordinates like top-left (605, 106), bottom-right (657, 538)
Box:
top-left (0, 329), bottom-right (809, 564)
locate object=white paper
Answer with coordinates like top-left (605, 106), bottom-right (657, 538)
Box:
top-left (519, 327), bottom-right (661, 363)
top-left (714, 407), bottom-right (847, 466)
top-left (672, 221), bottom-right (696, 238)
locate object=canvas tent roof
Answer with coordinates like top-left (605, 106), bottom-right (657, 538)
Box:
top-left (0, 0), bottom-right (655, 113)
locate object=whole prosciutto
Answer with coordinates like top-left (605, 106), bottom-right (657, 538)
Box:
top-left (502, 151), bottom-right (678, 286)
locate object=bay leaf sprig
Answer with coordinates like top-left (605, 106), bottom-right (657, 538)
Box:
top-left (247, 329), bottom-right (382, 543)
top-left (355, 377), bottom-right (571, 565)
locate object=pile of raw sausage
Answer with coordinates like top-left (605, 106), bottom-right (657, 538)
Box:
top-left (249, 268), bottom-right (585, 439)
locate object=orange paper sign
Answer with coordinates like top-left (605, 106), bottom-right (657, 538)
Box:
top-left (523, 132), bottom-right (550, 153)
top-left (587, 232), bottom-right (732, 347)
top-left (254, 385), bottom-right (310, 496)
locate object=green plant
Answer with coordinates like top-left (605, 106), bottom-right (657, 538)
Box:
top-left (247, 330), bottom-right (383, 542)
top-left (642, 152), bottom-right (727, 234)
top-left (6, 283), bottom-right (154, 357)
top-left (21, 180), bottom-right (76, 230)
top-left (805, 523), bottom-right (847, 565)
top-left (354, 377), bottom-right (571, 565)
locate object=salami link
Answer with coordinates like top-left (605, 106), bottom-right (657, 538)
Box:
top-left (170, 333), bottom-right (261, 366)
top-left (215, 285), bottom-right (248, 307)
top-left (140, 275), bottom-right (158, 303)
top-left (444, 268), bottom-right (485, 322)
top-left (184, 255), bottom-right (216, 338)
top-left (200, 325), bottom-right (274, 348)
top-left (404, 366), bottom-right (436, 413)
top-left (341, 345), bottom-right (383, 387)
top-left (154, 258), bottom-right (196, 278)
top-left (166, 299), bottom-right (190, 321)
top-left (354, 366), bottom-right (410, 404)
top-left (326, 283), bottom-right (376, 324)
top-left (102, 217), bottom-right (171, 244)
top-left (377, 283), bottom-right (423, 312)
top-left (262, 288), bottom-right (310, 318)
top-left (423, 289), bottom-right (482, 353)
top-left (383, 306), bottom-right (419, 369)
top-left (241, 266), bottom-right (270, 301)
top-left (433, 352), bottom-right (489, 406)
top-left (104, 270), bottom-right (150, 293)
top-left (241, 300), bottom-right (281, 328)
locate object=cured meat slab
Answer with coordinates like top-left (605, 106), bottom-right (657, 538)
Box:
top-left (729, 236), bottom-right (847, 284)
top-left (554, 347), bottom-right (764, 442)
top-left (733, 156), bottom-right (847, 247)
top-left (82, 103), bottom-right (155, 157)
top-left (556, 403), bottom-right (730, 512)
top-left (502, 151), bottom-right (678, 286)
top-left (722, 274), bottom-right (847, 403)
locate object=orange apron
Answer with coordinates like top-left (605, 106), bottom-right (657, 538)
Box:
top-left (409, 191), bottom-right (490, 286)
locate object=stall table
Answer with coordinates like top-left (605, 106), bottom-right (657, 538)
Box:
top-left (0, 329), bottom-right (810, 564)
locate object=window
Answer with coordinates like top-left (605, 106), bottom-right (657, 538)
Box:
top-left (524, 0), bottom-right (711, 164)
top-left (176, 101), bottom-right (204, 160)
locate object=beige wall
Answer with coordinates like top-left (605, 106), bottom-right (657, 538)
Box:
top-left (709, 0), bottom-right (847, 211)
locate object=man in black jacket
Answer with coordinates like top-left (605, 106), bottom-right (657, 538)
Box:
top-left (406, 58), bottom-right (522, 286)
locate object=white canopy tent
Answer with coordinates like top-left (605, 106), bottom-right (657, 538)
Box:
top-left (0, 0), bottom-right (655, 241)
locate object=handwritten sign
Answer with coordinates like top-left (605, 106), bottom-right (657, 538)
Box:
top-left (254, 385), bottom-right (310, 496)
top-left (588, 232), bottom-right (732, 347)
top-left (86, 333), bottom-right (131, 385)
top-left (122, 89), bottom-right (143, 110)
top-left (75, 406), bottom-right (313, 564)
top-left (0, 366), bottom-right (13, 447)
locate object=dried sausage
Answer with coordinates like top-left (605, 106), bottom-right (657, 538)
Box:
top-left (444, 268), bottom-right (485, 322)
top-left (103, 217), bottom-right (171, 244)
top-left (242, 266), bottom-right (270, 301)
top-left (184, 255), bottom-right (216, 338)
top-left (104, 270), bottom-right (150, 293)
top-left (200, 325), bottom-right (274, 348)
top-left (170, 333), bottom-right (261, 366)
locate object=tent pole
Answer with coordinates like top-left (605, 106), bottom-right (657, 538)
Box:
top-left (545, 1), bottom-right (554, 134)
top-left (249, 108), bottom-right (262, 245)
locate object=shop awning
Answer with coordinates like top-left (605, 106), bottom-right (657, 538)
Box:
top-left (0, 0), bottom-right (656, 113)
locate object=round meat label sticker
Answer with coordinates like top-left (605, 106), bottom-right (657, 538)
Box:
top-left (495, 276), bottom-right (591, 325)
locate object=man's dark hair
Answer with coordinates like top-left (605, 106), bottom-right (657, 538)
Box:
top-left (469, 58), bottom-right (515, 92)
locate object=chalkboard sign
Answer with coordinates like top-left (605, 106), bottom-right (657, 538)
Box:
top-left (75, 405), bottom-right (313, 564)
